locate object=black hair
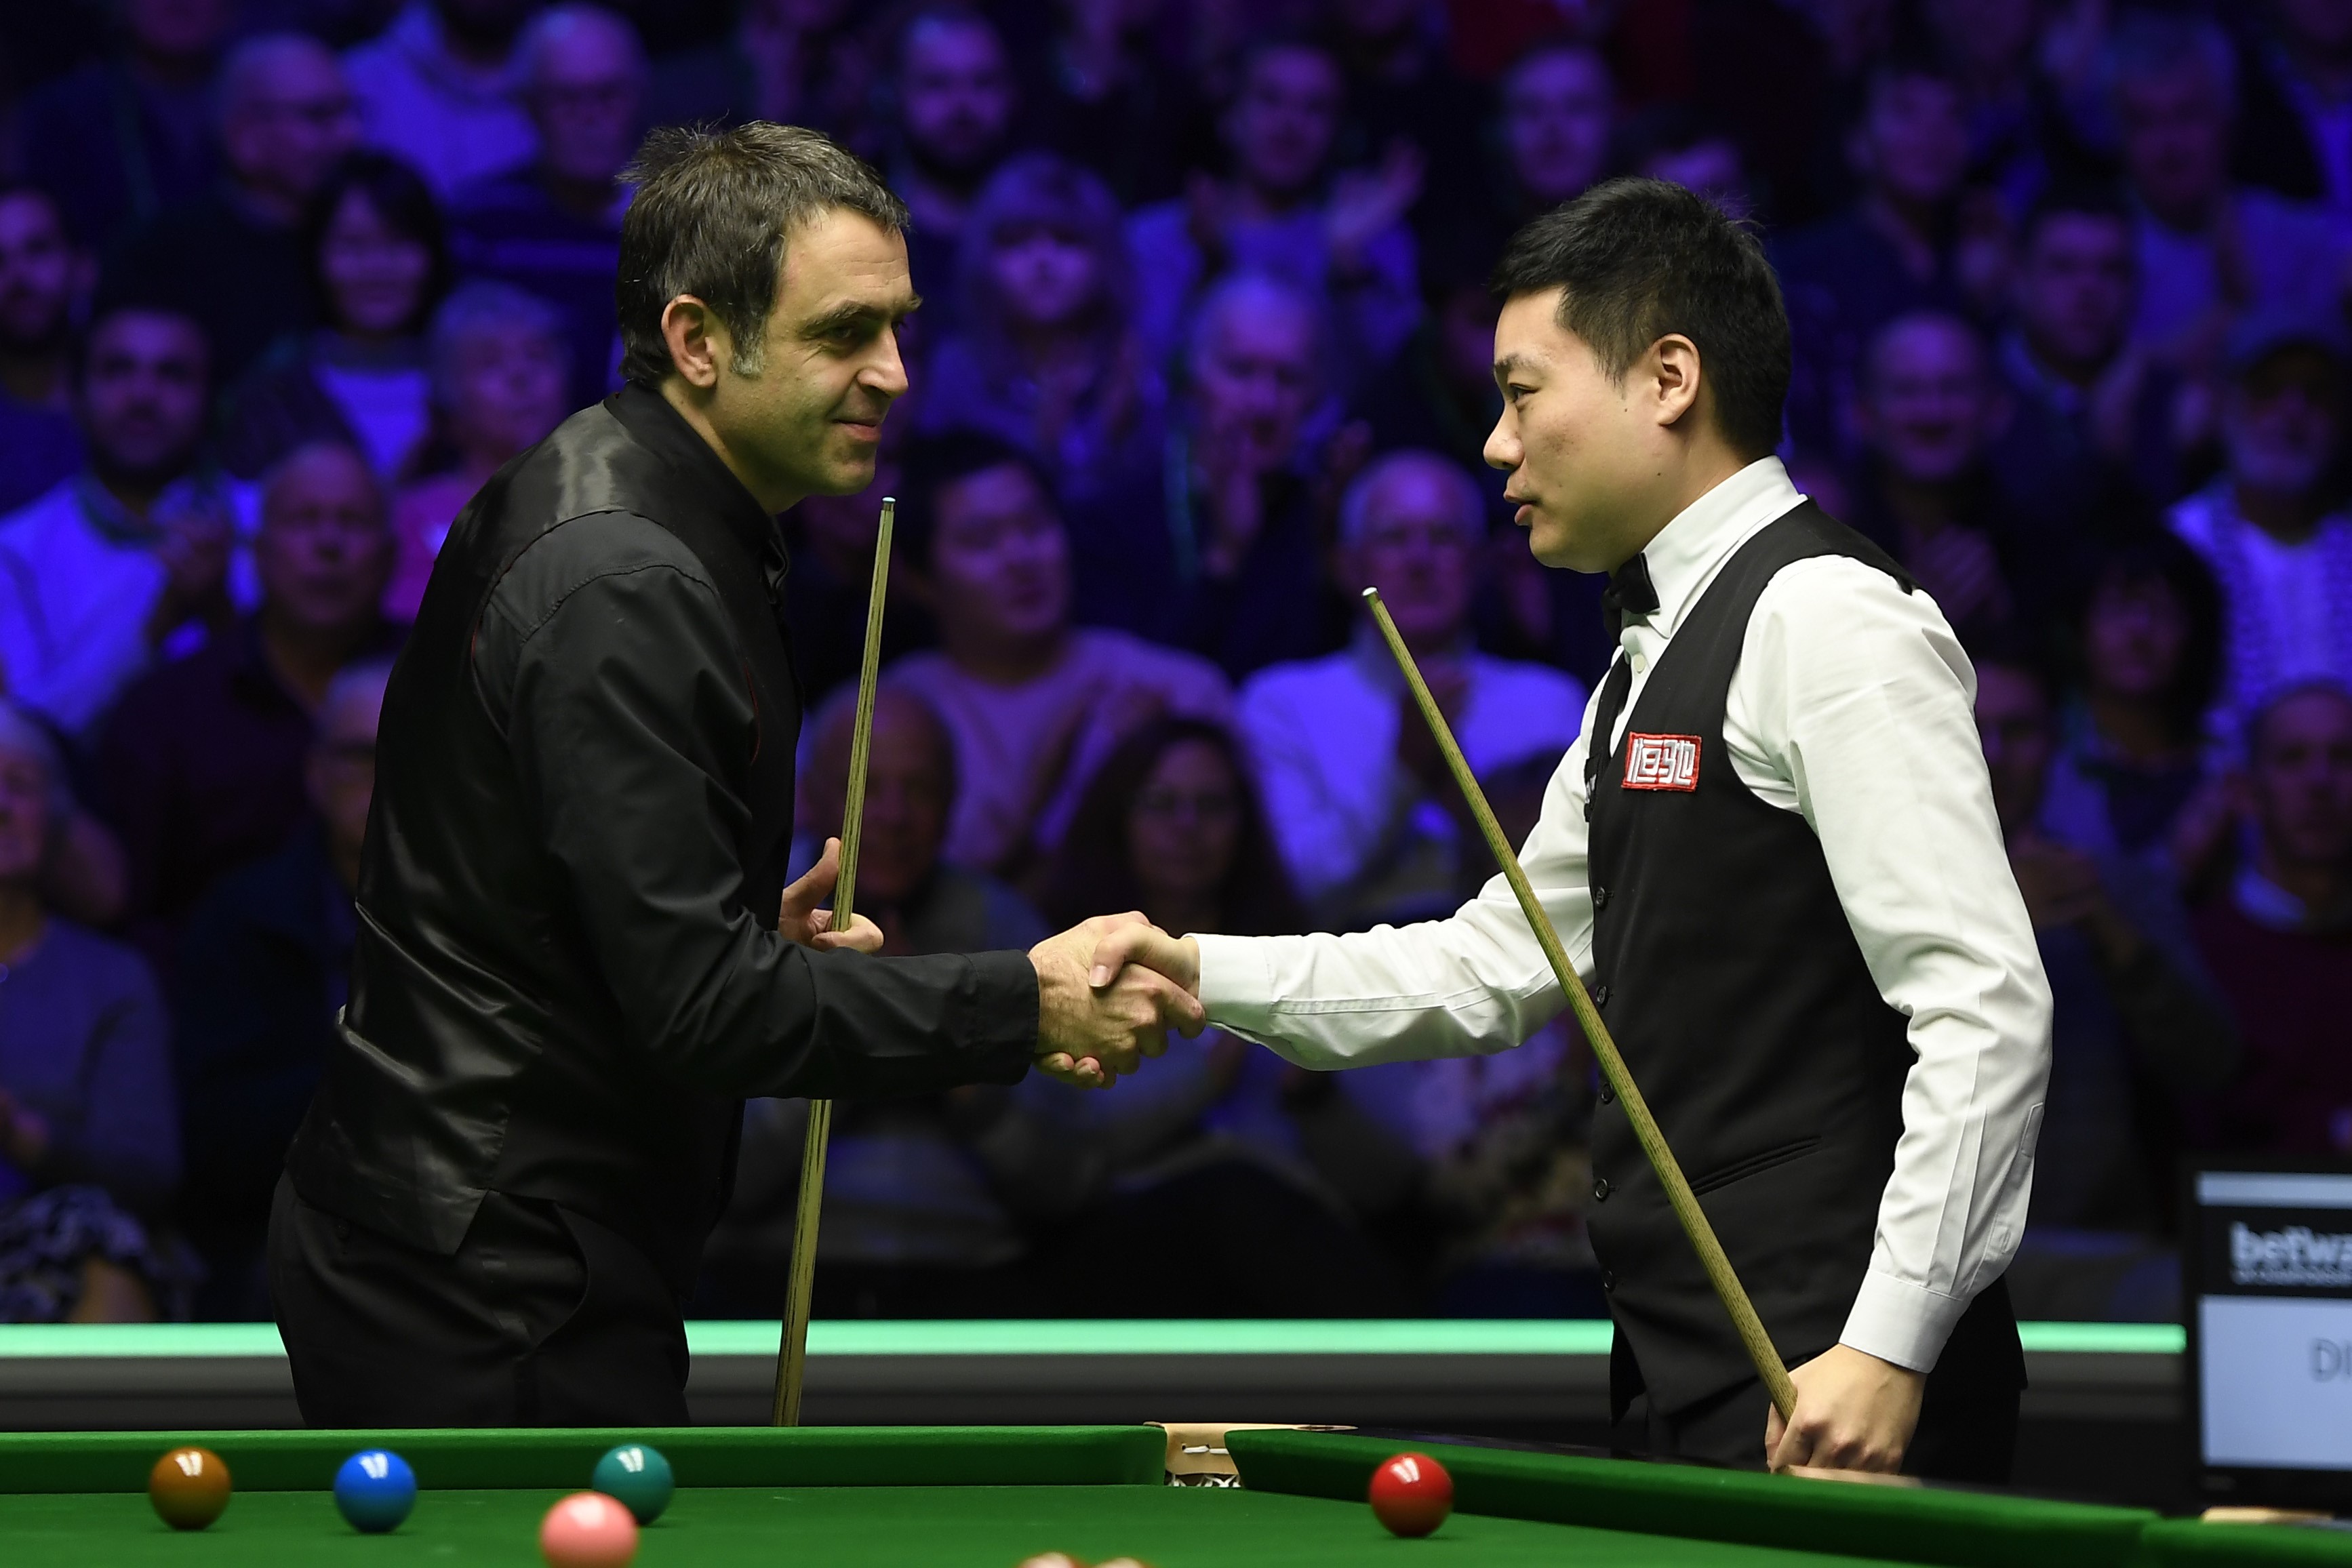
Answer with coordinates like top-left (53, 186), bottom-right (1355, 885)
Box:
top-left (1037, 715), bottom-right (1307, 938)
top-left (617, 123), bottom-right (908, 387)
top-left (304, 150), bottom-right (451, 338)
top-left (2079, 536), bottom-right (2224, 745)
top-left (1491, 176), bottom-right (1790, 460)
top-left (2020, 180), bottom-right (2135, 251)
top-left (893, 427), bottom-right (1058, 567)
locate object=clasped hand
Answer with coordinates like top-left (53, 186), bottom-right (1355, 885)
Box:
top-left (1029, 914), bottom-right (1205, 1089)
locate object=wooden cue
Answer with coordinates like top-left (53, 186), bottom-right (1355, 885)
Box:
top-left (772, 496), bottom-right (896, 1428)
top-left (1362, 586), bottom-right (1799, 1422)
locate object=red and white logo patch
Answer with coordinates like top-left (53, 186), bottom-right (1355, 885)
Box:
top-left (1622, 732), bottom-right (1701, 791)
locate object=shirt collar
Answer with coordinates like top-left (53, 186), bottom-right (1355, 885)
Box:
top-left (1627, 456), bottom-right (1806, 641)
top-left (608, 383), bottom-right (784, 580)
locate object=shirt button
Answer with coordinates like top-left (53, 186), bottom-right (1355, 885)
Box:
top-left (1592, 886), bottom-right (1609, 910)
top-left (1592, 1177), bottom-right (1612, 1203)
top-left (1601, 1269), bottom-right (1616, 1293)
top-left (1593, 984), bottom-right (1612, 1007)
top-left (1599, 1085), bottom-right (1616, 1105)
top-left (1631, 653), bottom-right (1648, 675)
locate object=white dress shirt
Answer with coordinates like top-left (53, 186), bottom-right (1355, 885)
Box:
top-left (1197, 458), bottom-right (2052, 1373)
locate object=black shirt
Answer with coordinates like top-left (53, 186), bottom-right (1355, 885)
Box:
top-left (287, 386), bottom-right (1041, 1285)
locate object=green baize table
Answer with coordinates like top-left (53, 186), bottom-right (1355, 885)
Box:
top-left (1, 1424), bottom-right (2345, 1566)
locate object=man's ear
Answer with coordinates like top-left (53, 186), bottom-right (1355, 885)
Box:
top-left (1652, 334), bottom-right (1704, 428)
top-left (660, 295), bottom-right (727, 390)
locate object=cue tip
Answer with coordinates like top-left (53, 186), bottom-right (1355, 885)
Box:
top-left (1361, 586), bottom-right (1380, 601)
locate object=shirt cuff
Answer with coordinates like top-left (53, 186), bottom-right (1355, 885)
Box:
top-left (1193, 932), bottom-right (1273, 1031)
top-left (1839, 1268), bottom-right (1968, 1373)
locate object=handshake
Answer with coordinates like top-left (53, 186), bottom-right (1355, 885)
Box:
top-left (1029, 914), bottom-right (1205, 1088)
top-left (782, 847), bottom-right (1208, 1089)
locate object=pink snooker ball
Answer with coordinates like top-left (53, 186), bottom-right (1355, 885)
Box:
top-left (540, 1490), bottom-right (641, 1568)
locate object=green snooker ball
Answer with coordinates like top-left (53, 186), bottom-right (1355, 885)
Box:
top-left (591, 1443), bottom-right (673, 1525)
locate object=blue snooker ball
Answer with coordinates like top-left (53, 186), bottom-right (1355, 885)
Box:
top-left (333, 1449), bottom-right (416, 1533)
top-left (591, 1442), bottom-right (673, 1525)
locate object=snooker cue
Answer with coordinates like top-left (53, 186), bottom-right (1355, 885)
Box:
top-left (772, 496), bottom-right (896, 1428)
top-left (1362, 586), bottom-right (1799, 1423)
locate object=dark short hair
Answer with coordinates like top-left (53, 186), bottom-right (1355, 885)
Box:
top-left (894, 427), bottom-right (1057, 567)
top-left (2020, 180), bottom-right (2134, 250)
top-left (306, 150), bottom-right (450, 338)
top-left (1492, 176), bottom-right (1789, 460)
top-left (2080, 536), bottom-right (2223, 744)
top-left (616, 123), bottom-right (909, 387)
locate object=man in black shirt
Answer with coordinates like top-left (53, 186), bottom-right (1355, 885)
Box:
top-left (270, 123), bottom-right (1197, 1427)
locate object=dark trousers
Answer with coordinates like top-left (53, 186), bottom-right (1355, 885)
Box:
top-left (1633, 1280), bottom-right (2023, 1483)
top-left (267, 1175), bottom-right (690, 1428)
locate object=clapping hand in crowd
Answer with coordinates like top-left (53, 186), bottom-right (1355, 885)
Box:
top-left (142, 493), bottom-right (236, 650)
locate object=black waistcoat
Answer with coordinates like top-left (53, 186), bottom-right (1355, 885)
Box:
top-left (287, 388), bottom-right (799, 1289)
top-left (1584, 502), bottom-right (2021, 1416)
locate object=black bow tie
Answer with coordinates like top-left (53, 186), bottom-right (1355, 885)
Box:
top-left (1602, 553), bottom-right (1660, 638)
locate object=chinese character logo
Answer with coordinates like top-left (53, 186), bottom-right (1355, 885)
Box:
top-left (1622, 732), bottom-right (1700, 791)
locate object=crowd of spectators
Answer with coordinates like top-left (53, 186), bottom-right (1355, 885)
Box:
top-left (0, 0), bottom-right (2347, 1328)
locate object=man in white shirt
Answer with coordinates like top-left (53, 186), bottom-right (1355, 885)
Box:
top-left (0, 306), bottom-right (255, 738)
top-left (2168, 312), bottom-right (2352, 731)
top-left (1096, 178), bottom-right (2051, 1479)
top-left (1240, 449), bottom-right (1586, 929)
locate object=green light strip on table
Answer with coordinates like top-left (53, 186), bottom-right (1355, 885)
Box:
top-left (0, 1321), bottom-right (2187, 1358)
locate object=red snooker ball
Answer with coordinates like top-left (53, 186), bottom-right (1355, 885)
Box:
top-left (148, 1446), bottom-right (233, 1531)
top-left (1368, 1451), bottom-right (1452, 1538)
top-left (540, 1491), bottom-right (639, 1567)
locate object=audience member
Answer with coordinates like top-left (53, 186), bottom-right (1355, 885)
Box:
top-left (2234, 0), bottom-right (2352, 213)
top-left (104, 34), bottom-right (362, 388)
top-left (1614, 102), bottom-right (1757, 218)
top-left (645, 0), bottom-right (873, 147)
top-left (447, 3), bottom-right (643, 413)
top-left (781, 449), bottom-right (937, 703)
top-left (384, 280), bottom-right (571, 618)
top-left (1493, 41), bottom-right (1614, 218)
top-left (0, 700), bottom-right (179, 1323)
top-left (344, 0), bottom-right (540, 197)
top-left (1033, 715), bottom-right (1412, 1318)
top-left (1329, 0), bottom-right (1488, 226)
top-left (221, 151), bottom-right (447, 481)
top-left (2168, 312), bottom-right (2352, 727)
top-left (96, 443), bottom-right (398, 971)
top-left (888, 5), bottom-right (1021, 346)
top-left (1240, 451), bottom-right (1585, 931)
top-left (2193, 682), bottom-right (2352, 1153)
top-left (0, 188), bottom-right (86, 515)
top-left (1096, 272), bottom-right (1349, 679)
top-left (1917, 0), bottom-right (2050, 203)
top-left (18, 0), bottom-right (231, 253)
top-left (1126, 34), bottom-right (1421, 390)
top-left (883, 430), bottom-right (1230, 881)
top-left (1843, 311), bottom-right (2043, 641)
top-left (1976, 651), bottom-right (2235, 1320)
top-left (0, 306), bottom-right (251, 739)
top-left (1993, 184), bottom-right (2191, 517)
top-left (917, 155), bottom-right (1163, 510)
top-left (1018, 0), bottom-right (1203, 208)
top-left (2109, 14), bottom-right (2348, 373)
top-left (2042, 541), bottom-right (2231, 885)
top-left (701, 683), bottom-right (1071, 1320)
top-left (1773, 53), bottom-right (1974, 458)
top-left (173, 659), bottom-right (390, 1320)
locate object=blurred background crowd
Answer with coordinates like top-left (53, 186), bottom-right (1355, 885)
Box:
top-left (0, 0), bottom-right (2346, 1331)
